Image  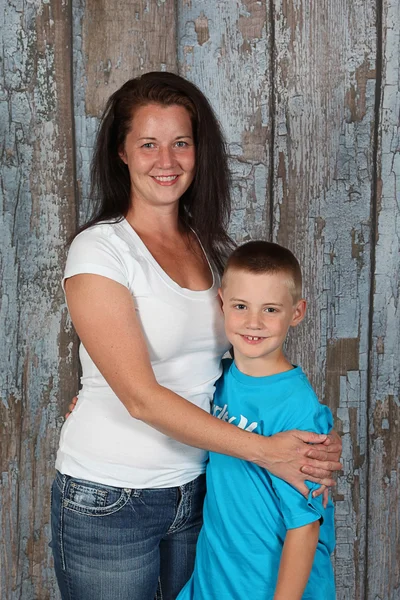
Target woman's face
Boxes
[119,103,196,212]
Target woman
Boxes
[51,72,341,600]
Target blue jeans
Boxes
[51,471,206,600]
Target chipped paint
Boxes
[178,1,271,242]
[194,11,210,46]
[367,0,400,596]
[0,1,77,597]
[273,1,377,597]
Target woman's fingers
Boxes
[293,430,328,444]
[305,446,343,468]
[300,462,339,482]
[301,457,342,473]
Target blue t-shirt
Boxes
[178,359,336,600]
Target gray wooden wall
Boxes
[1,1,399,599]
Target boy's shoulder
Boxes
[280,369,333,433]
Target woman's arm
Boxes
[273,521,320,600]
[65,274,342,495]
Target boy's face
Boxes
[219,269,306,369]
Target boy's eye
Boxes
[234,304,247,310]
[264,307,277,313]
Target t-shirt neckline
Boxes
[229,360,302,385]
[121,218,218,299]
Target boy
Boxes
[178,241,335,600]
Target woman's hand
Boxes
[65,396,78,419]
[258,430,343,497]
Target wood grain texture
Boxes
[178,0,273,241]
[0,1,77,598]
[73,0,177,223]
[367,1,400,597]
[271,1,377,598]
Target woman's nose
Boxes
[157,146,175,169]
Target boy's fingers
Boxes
[65,411,71,419]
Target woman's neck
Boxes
[125,202,182,238]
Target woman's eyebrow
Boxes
[137,135,193,141]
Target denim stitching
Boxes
[63,489,131,517]
[168,479,193,534]
[156,576,163,600]
[59,474,67,572]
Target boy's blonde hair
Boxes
[222,241,303,302]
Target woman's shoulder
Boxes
[72,219,124,244]
[64,220,139,287]
[70,219,139,257]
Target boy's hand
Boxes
[65,396,78,419]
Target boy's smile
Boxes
[219,269,306,377]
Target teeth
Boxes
[153,175,178,181]
[246,336,261,341]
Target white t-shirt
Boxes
[56,219,230,488]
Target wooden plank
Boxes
[0,1,77,598]
[177,0,273,242]
[367,1,400,597]
[73,0,177,222]
[271,1,376,598]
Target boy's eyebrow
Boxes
[229,297,284,307]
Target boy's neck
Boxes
[233,350,294,378]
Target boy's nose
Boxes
[245,313,263,329]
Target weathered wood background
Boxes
[1,1,399,598]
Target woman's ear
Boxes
[291,298,307,327]
[118,146,128,164]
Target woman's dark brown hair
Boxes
[78,71,234,273]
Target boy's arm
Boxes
[274,520,320,600]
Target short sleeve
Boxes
[63,225,130,290]
[270,394,333,530]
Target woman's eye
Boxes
[142,143,155,149]
[175,141,188,148]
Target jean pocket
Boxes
[63,477,132,517]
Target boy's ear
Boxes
[290,298,307,327]
[218,287,224,310]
